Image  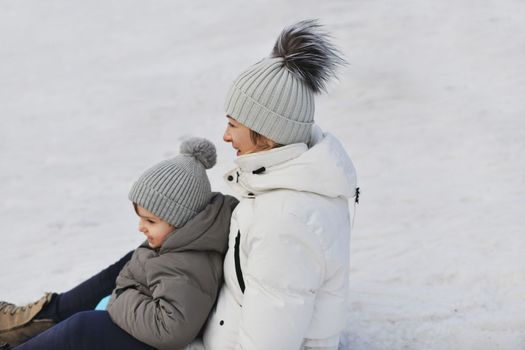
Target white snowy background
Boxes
[1,0,524,349]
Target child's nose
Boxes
[138,221,147,233]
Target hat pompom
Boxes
[180,137,217,169]
[271,19,346,94]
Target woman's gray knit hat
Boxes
[225,19,346,145]
[129,137,216,227]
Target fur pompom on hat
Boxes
[129,137,216,227]
[224,19,346,145]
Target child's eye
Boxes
[228,122,235,128]
[147,219,155,224]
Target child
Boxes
[1,137,238,350]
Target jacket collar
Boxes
[233,143,308,173]
[224,125,357,200]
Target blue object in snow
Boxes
[95,295,111,310]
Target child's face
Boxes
[135,205,174,249]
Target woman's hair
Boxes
[249,129,283,151]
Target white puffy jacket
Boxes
[201,127,357,350]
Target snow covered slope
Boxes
[1,0,524,349]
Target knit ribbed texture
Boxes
[225,57,314,145]
[129,154,212,227]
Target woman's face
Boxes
[223,116,269,156]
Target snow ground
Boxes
[1,0,524,349]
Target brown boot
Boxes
[0,293,56,348]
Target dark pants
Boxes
[13,251,154,350]
[37,251,133,323]
[13,311,154,350]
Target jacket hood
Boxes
[226,126,357,199]
[143,192,238,255]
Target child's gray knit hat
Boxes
[224,19,346,145]
[129,137,216,227]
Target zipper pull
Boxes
[352,187,360,228]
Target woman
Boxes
[0,20,357,350]
[198,20,358,350]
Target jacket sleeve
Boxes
[107,253,220,350]
[236,211,326,350]
[107,251,149,308]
